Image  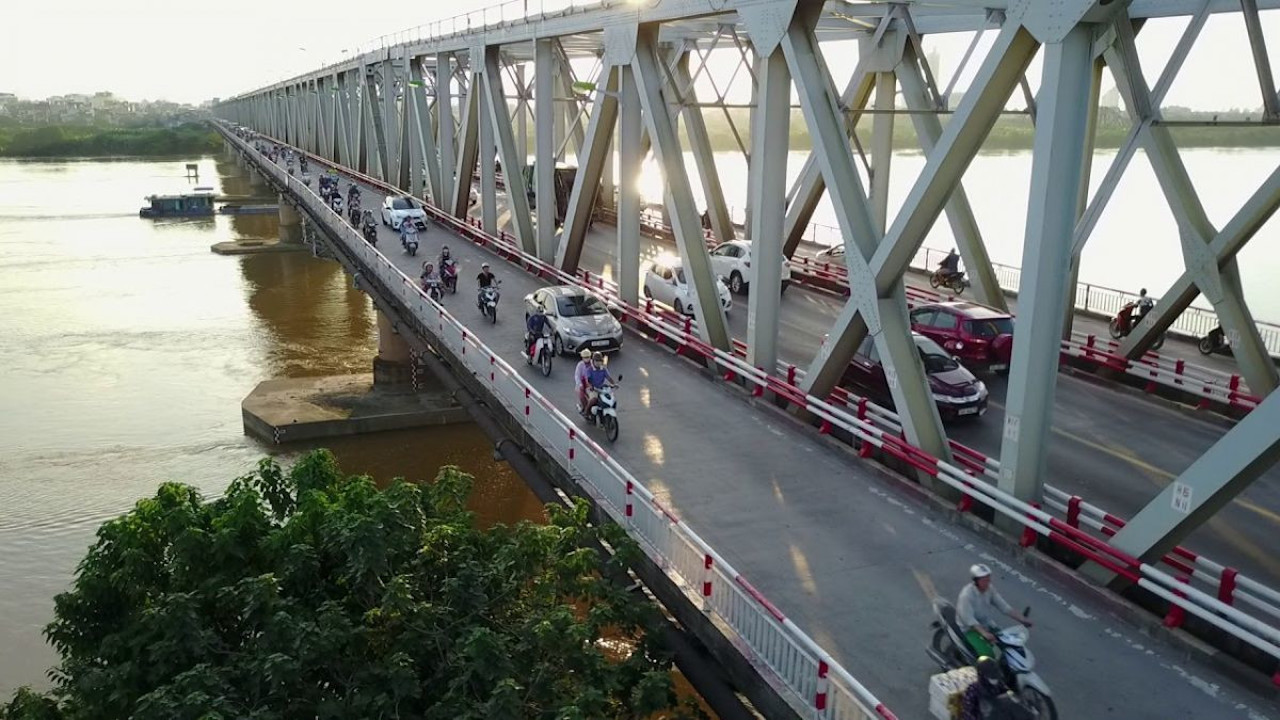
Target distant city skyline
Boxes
[6,1,1278,112]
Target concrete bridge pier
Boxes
[278,194,302,243]
[374,311,418,390]
[248,166,266,188]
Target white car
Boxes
[381,195,427,230]
[708,240,793,295]
[813,243,846,267]
[643,257,732,317]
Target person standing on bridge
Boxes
[574,349,592,412]
[957,564,1032,659]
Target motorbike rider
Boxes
[938,248,962,282]
[400,217,419,246]
[526,304,549,358]
[957,564,1033,660]
[1136,288,1154,324]
[439,245,457,279]
[582,351,616,419]
[420,262,441,293]
[476,262,497,307]
[574,349,593,411]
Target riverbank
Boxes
[0,121,220,158]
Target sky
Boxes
[2,0,1277,111]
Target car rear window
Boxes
[915,336,960,372]
[556,295,608,317]
[965,317,1014,338]
[391,197,414,210]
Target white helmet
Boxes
[970,563,992,580]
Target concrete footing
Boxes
[242,373,468,444]
[211,239,309,255]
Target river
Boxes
[0,154,546,695]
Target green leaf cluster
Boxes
[3,451,705,720]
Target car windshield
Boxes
[391,197,414,210]
[556,294,609,317]
[966,317,1014,338]
[915,337,960,373]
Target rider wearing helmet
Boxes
[476,262,496,288]
[526,303,549,358]
[574,349,593,411]
[956,564,1032,659]
[582,351,615,418]
[420,261,440,292]
[939,247,961,280]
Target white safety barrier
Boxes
[227,128,899,720]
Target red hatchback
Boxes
[909,301,1014,374]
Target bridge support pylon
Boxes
[374,311,416,391]
[278,194,302,243]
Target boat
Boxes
[139,191,216,218]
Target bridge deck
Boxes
[260,150,1277,719]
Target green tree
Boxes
[3,451,705,720]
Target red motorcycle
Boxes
[440,259,459,294]
[1109,301,1165,350]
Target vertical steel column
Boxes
[674,52,735,244]
[998,25,1094,503]
[516,64,528,165]
[743,51,761,240]
[535,40,558,260]
[632,26,731,351]
[396,54,413,191]
[409,58,442,205]
[897,43,1006,310]
[618,64,642,307]
[479,57,498,234]
[365,65,391,181]
[450,59,481,219]
[1062,57,1104,339]
[437,52,456,210]
[557,65,620,272]
[869,71,895,234]
[480,46,535,252]
[1240,0,1280,120]
[745,44,790,375]
[336,71,354,167]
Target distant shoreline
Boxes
[0,122,221,159]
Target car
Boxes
[909,301,1014,374]
[813,243,846,267]
[642,255,732,317]
[708,240,793,295]
[524,285,624,356]
[840,333,989,420]
[381,195,427,230]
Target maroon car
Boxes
[909,301,1014,374]
[840,333,989,420]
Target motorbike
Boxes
[930,267,969,294]
[926,600,1056,720]
[478,282,501,324]
[330,195,344,214]
[440,260,459,294]
[579,376,622,443]
[1198,325,1230,356]
[523,332,554,377]
[423,278,443,302]
[1109,301,1165,350]
[362,219,378,245]
[348,200,362,226]
[401,228,419,256]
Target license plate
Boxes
[958,407,979,416]
[989,363,1008,371]
[591,340,610,347]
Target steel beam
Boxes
[479,63,498,234]
[1240,0,1280,120]
[869,70,895,235]
[997,24,1095,504]
[409,59,443,205]
[782,4,952,466]
[366,66,392,181]
[618,65,643,306]
[745,45,790,377]
[1062,56,1105,339]
[802,23,1038,401]
[1105,19,1279,396]
[481,46,536,252]
[438,52,456,210]
[898,42,1006,311]
[450,61,481,218]
[632,25,731,351]
[743,51,761,240]
[516,64,528,165]
[674,52,735,244]
[536,40,558,261]
[781,54,874,257]
[1101,388,1280,572]
[557,65,620,272]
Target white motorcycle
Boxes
[926,600,1056,720]
[423,279,443,302]
[478,282,501,324]
[401,226,419,256]
[522,332,553,377]
[579,376,622,443]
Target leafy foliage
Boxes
[3,451,704,720]
[0,123,220,157]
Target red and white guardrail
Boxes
[228,127,899,720]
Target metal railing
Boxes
[226,126,897,720]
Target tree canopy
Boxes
[3,451,705,720]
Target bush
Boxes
[2,451,704,720]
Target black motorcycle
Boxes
[1198,326,1230,356]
